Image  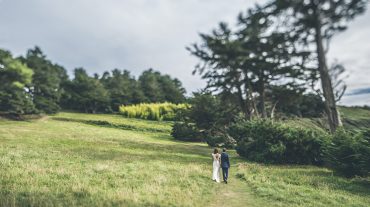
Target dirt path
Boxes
[209,169,267,207]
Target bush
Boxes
[269,86,325,118]
[325,129,370,177]
[184,92,239,130]
[171,122,203,142]
[119,102,189,121]
[231,120,330,165]
[171,92,240,145]
[204,127,236,148]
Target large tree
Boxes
[0,49,36,115]
[100,69,142,111]
[188,8,311,119]
[21,46,68,114]
[63,68,110,113]
[269,0,368,132]
[138,69,186,103]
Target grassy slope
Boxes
[339,106,370,131]
[284,106,370,132]
[1,111,369,207]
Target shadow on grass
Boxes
[52,117,170,133]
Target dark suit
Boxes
[220,152,230,182]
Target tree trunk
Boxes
[314,14,341,133]
[236,84,250,120]
[245,80,259,118]
[258,75,267,118]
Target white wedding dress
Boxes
[212,153,221,183]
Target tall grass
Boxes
[119,102,189,121]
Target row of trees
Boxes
[188,0,368,133]
[0,47,186,115]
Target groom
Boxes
[220,148,230,184]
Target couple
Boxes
[212,148,230,184]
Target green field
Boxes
[1,111,369,207]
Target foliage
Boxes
[119,102,189,121]
[100,69,142,111]
[171,122,203,142]
[232,120,330,164]
[1,46,188,115]
[0,49,36,115]
[138,69,186,104]
[188,7,314,119]
[325,129,370,177]
[203,127,236,148]
[186,92,239,129]
[62,68,111,113]
[186,93,220,129]
[21,46,68,114]
[171,92,239,146]
[269,85,325,117]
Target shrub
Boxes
[231,120,330,165]
[119,102,189,121]
[269,86,325,118]
[325,129,370,177]
[185,92,239,130]
[171,122,202,142]
[204,127,236,148]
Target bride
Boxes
[212,148,221,183]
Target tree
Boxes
[100,69,139,111]
[188,22,254,118]
[268,85,325,117]
[270,0,368,132]
[237,8,312,118]
[63,68,110,113]
[0,49,36,115]
[139,69,165,103]
[138,69,186,103]
[158,75,186,103]
[188,8,312,119]
[21,46,68,114]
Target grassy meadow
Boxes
[1,110,370,207]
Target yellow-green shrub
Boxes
[119,102,189,121]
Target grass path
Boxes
[209,172,267,207]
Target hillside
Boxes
[284,106,370,132]
[339,106,370,131]
[0,110,369,206]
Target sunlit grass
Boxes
[0,115,213,207]
[1,112,369,207]
[235,163,370,207]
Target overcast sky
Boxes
[0,0,369,105]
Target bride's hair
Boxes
[213,148,219,154]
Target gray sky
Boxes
[0,0,369,105]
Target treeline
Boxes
[0,47,186,115]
